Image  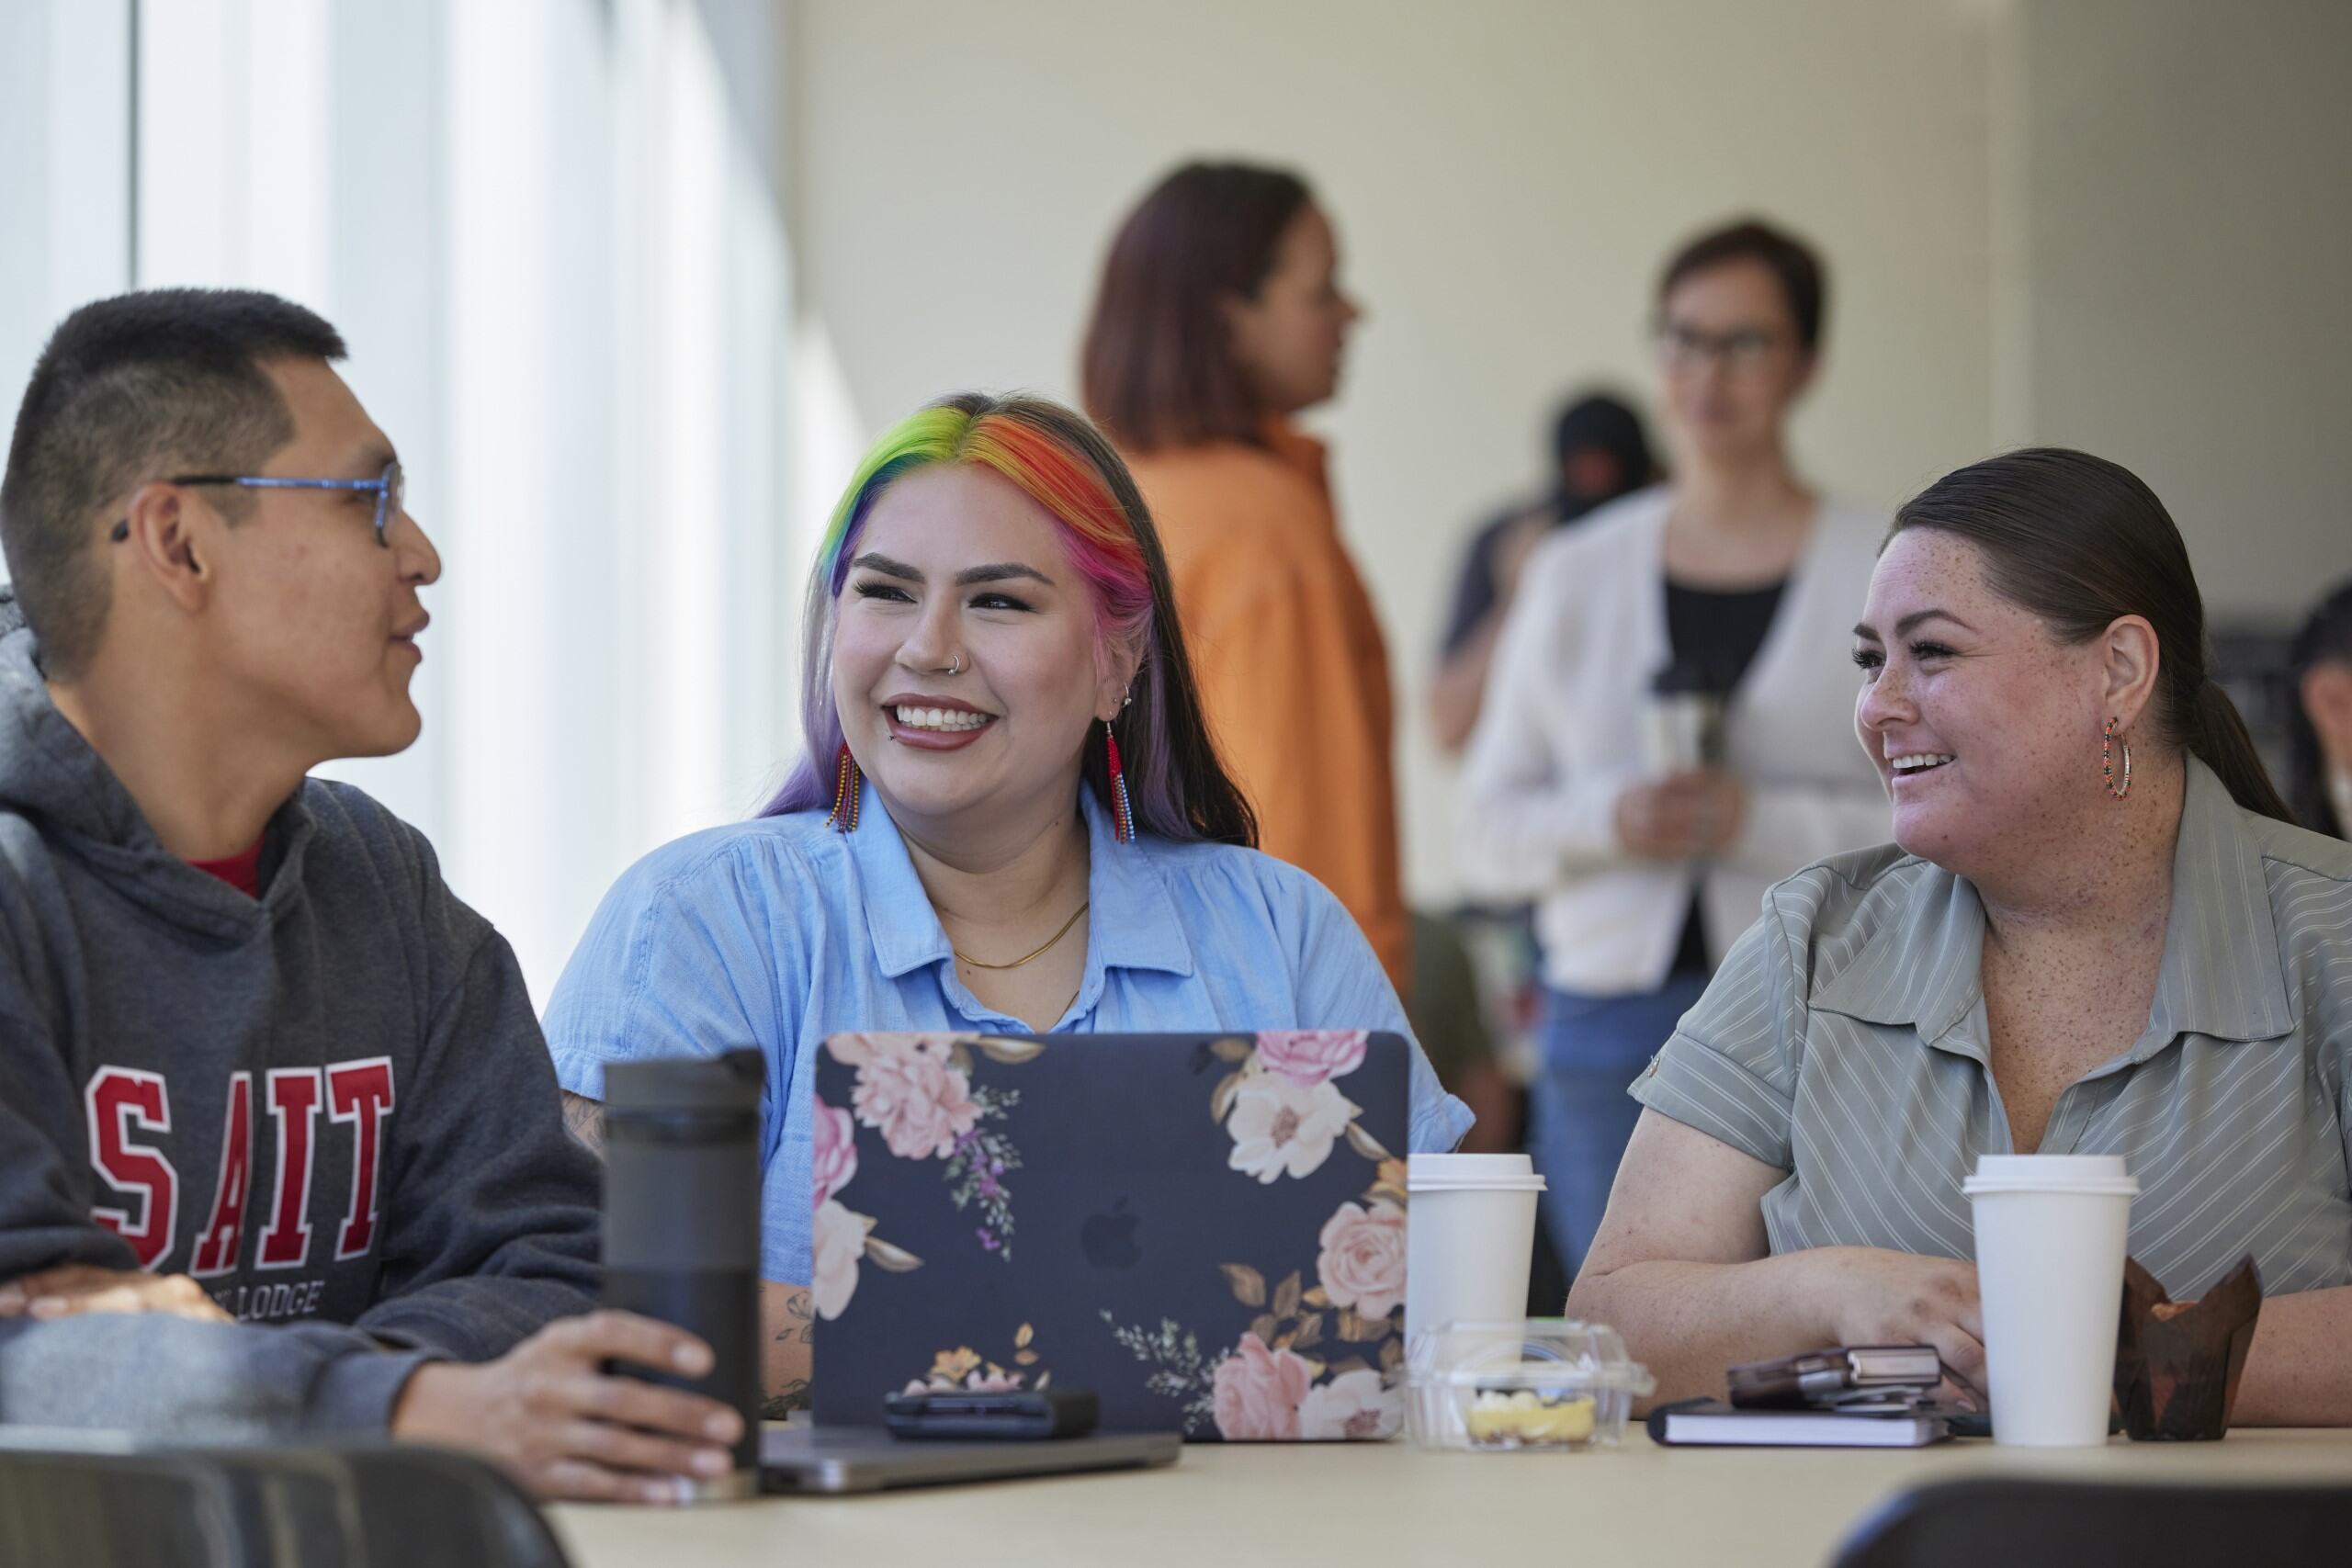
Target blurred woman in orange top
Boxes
[1080,162,1408,992]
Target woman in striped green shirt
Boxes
[1571,449,2352,1425]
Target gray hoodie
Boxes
[0,597,601,1436]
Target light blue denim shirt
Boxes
[544,781,1472,1283]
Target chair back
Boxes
[1831,1475,2352,1568]
[0,1436,571,1568]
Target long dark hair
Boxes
[763,392,1257,848]
[1080,161,1313,453]
[1890,448,2295,824]
[2287,580,2352,837]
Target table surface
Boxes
[548,1427,2352,1568]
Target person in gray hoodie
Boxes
[0,289,740,1503]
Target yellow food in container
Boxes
[1464,1390,1600,1447]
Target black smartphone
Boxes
[881,1389,1102,1440]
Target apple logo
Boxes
[1081,1197,1141,1269]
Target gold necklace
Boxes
[953,900,1090,971]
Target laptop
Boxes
[760,1423,1180,1494]
[810,1031,1413,1441]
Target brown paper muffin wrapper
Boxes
[2111,1255,2261,1441]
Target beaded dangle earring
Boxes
[1103,719,1136,844]
[2101,717,2133,801]
[827,742,863,831]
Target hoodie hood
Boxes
[0,587,308,941]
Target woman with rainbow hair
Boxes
[542,393,1471,1410]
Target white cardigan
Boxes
[1456,487,1892,995]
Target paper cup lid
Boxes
[1409,1177,1549,1192]
[1962,1153,2138,1197]
[1408,1152,1546,1191]
[1409,1153,1533,1180]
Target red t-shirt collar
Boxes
[188,836,266,898]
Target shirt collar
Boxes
[1809,758,2296,1047]
[2143,758,2297,1044]
[1079,784,1196,979]
[850,780,1196,983]
[1259,417,1331,504]
[1808,863,1984,1045]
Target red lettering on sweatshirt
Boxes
[326,1058,395,1260]
[256,1068,323,1269]
[189,1073,254,1278]
[85,1067,180,1270]
[82,1058,401,1274]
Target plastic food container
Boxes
[1406,1319,1655,1451]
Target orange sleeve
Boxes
[1182,549,1412,995]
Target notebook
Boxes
[810,1031,1413,1441]
[1646,1398,1951,1448]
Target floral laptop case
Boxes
[811,1031,1412,1441]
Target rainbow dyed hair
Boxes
[761,392,1256,848]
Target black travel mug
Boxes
[602,1049,764,1501]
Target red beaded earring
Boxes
[1103,719,1135,844]
[827,742,863,831]
[2101,717,2132,801]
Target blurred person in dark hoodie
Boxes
[0,289,738,1504]
[1428,392,1658,753]
[2289,578,2352,840]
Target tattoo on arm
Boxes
[560,1091,605,1157]
[760,1382,812,1419]
[777,1285,817,1346]
[761,1285,816,1414]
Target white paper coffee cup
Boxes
[1963,1154,2138,1447]
[1406,1154,1545,1341]
[1641,694,1713,775]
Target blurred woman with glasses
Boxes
[1454,218,1889,1281]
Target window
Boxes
[2,0,810,1003]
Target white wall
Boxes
[2007,0,2352,622]
[6,0,2339,972]
[0,2,131,403]
[790,0,1997,901]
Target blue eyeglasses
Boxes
[110,460,407,547]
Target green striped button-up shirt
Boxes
[1634,759,2352,1299]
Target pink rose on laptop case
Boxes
[820,1032,1037,1270]
[1211,1332,1313,1438]
[1254,1029,1370,1086]
[1317,1198,1408,1320]
[811,1100,857,1208]
[850,1042,979,1158]
[813,1032,1415,1440]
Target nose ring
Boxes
[945,654,962,676]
